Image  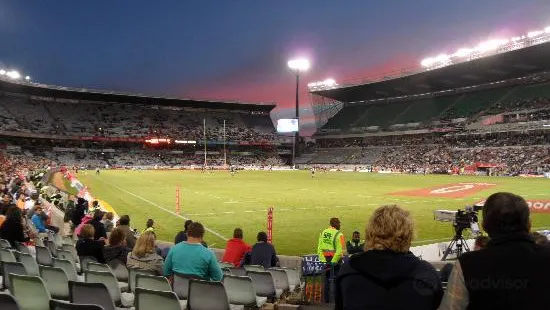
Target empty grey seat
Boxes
[0,239,11,249]
[46,240,59,258]
[226,267,247,277]
[128,268,157,293]
[172,273,201,300]
[78,256,98,273]
[19,253,40,276]
[85,270,133,307]
[53,258,80,282]
[58,250,77,266]
[135,288,182,310]
[0,248,17,263]
[223,275,267,308]
[14,242,30,255]
[135,274,171,292]
[243,265,264,273]
[40,266,70,300]
[188,279,231,310]
[0,292,21,310]
[2,262,27,291]
[267,268,290,294]
[219,262,234,269]
[35,246,54,266]
[281,267,301,291]
[247,271,281,301]
[50,299,105,310]
[87,262,111,273]
[69,281,116,310]
[10,274,51,310]
[107,259,128,282]
[61,244,78,262]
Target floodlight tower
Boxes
[287,58,310,168]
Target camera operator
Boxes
[440,192,550,310]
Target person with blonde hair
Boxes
[126,231,163,274]
[335,205,442,310]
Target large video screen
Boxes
[277,118,299,133]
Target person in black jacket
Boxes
[439,192,550,310]
[88,209,107,241]
[174,219,193,244]
[244,231,279,269]
[103,227,130,264]
[336,205,443,310]
[71,197,88,227]
[75,224,105,263]
[0,207,29,247]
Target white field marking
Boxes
[279,208,289,211]
[96,179,228,241]
[223,211,235,214]
[368,203,377,206]
[334,205,346,208]
[223,201,239,204]
[349,204,361,207]
[244,210,254,213]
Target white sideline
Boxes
[95,178,229,242]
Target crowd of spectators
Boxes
[0,97,278,142]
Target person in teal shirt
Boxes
[164,222,223,281]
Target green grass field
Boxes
[77,170,550,256]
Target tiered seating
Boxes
[322,104,370,129]
[0,96,277,142]
[353,101,411,127]
[392,96,457,124]
[0,235,302,310]
[440,87,512,119]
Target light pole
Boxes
[287,58,310,169]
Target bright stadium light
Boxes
[323,78,336,86]
[454,48,474,57]
[0,69,5,75]
[25,76,31,81]
[6,70,21,79]
[421,58,435,67]
[527,30,544,38]
[545,26,550,34]
[287,58,310,72]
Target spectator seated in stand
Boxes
[76,224,106,263]
[103,227,131,264]
[335,205,443,310]
[440,192,550,309]
[0,193,12,215]
[221,228,251,267]
[243,231,279,269]
[164,222,222,281]
[0,206,29,247]
[174,219,193,244]
[30,204,59,234]
[127,231,164,275]
[117,214,136,249]
[88,209,107,241]
[102,211,114,233]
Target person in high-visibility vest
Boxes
[317,217,345,303]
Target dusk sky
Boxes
[0,1,548,134]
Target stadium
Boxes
[1,14,550,310]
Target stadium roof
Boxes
[0,78,275,112]
[312,40,550,103]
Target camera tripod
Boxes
[441,227,471,261]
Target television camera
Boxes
[434,204,483,261]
